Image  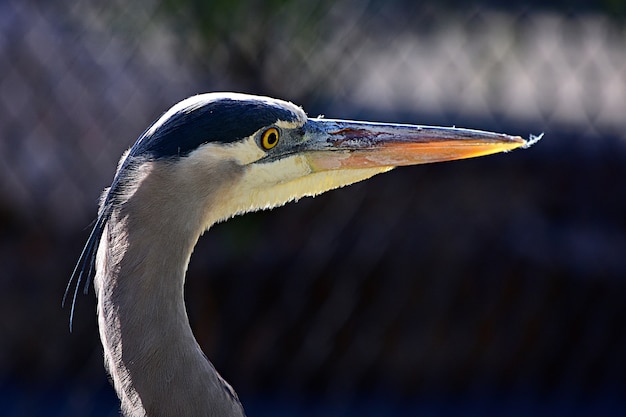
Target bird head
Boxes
[65,92,536,327]
[112,92,528,230]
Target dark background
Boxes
[1,0,625,415]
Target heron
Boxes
[65,92,537,416]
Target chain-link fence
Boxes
[1,0,625,415]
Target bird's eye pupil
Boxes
[261,128,279,150]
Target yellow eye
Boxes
[261,127,279,150]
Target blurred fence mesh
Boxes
[1,0,625,416]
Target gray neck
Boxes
[94,204,245,417]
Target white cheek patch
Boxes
[220,155,391,222]
[231,155,312,206]
[182,130,392,227]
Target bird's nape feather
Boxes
[63,214,106,330]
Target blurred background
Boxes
[1,0,625,415]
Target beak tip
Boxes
[520,132,544,149]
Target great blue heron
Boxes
[65,93,538,416]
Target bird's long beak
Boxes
[303,118,529,171]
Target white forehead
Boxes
[178,92,307,127]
